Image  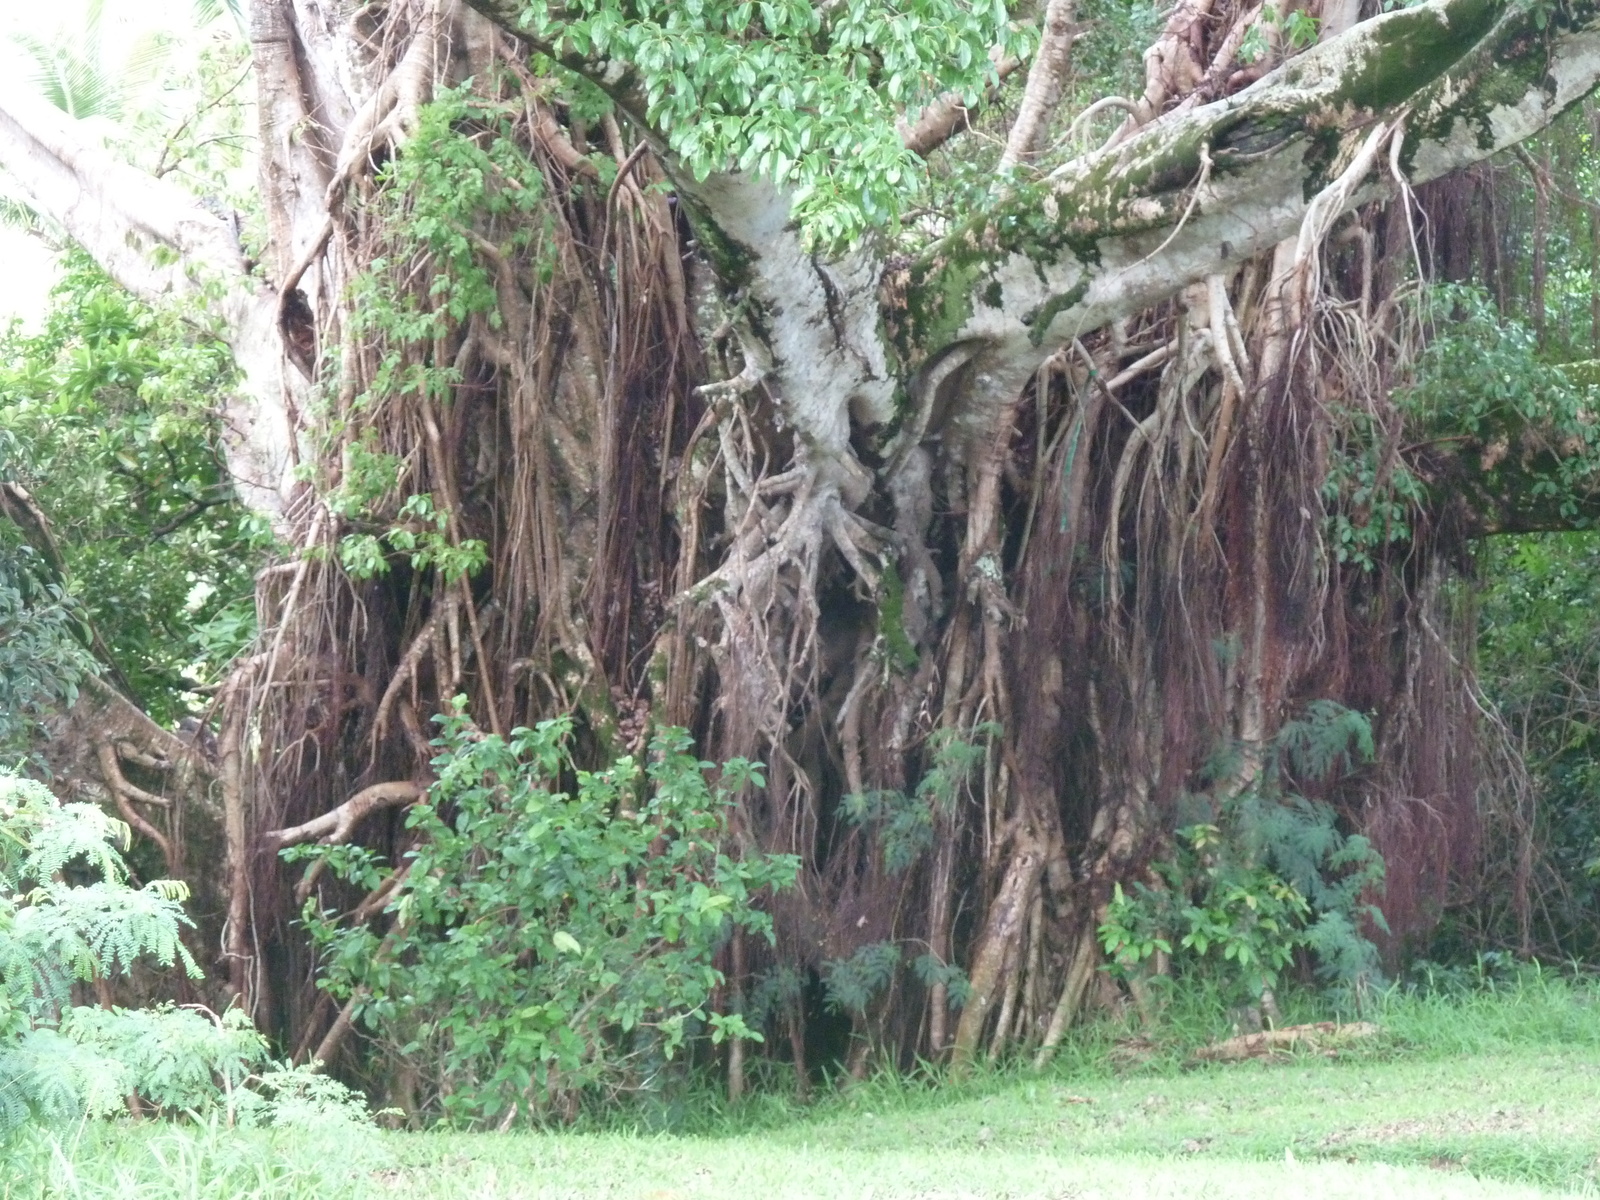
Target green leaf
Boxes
[552,930,582,955]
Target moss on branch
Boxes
[896,0,1600,368]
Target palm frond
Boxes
[0,196,47,239]
[121,31,176,97]
[193,0,245,30]
[10,34,122,121]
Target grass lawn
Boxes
[376,1048,1600,1198]
[11,978,1600,1199]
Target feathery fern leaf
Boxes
[0,770,205,1136]
[61,1005,265,1112]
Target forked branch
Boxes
[264,781,425,850]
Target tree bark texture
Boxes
[3,0,1599,1078]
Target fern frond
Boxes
[1274,700,1375,782]
[233,1060,372,1129]
[15,881,199,983]
[62,1005,266,1112]
[20,802,130,888]
[0,916,77,1021]
[0,1027,131,1127]
[821,942,902,1014]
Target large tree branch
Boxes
[0,90,248,302]
[908,0,1600,390]
[460,0,899,513]
[902,56,1027,159]
[43,674,220,788]
[249,0,340,286]
[465,0,1600,481]
[0,90,299,519]
[13,0,1594,532]
[998,0,1077,172]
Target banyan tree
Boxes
[4,0,1600,1101]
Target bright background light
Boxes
[0,0,236,330]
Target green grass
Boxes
[10,972,1600,1199]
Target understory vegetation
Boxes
[7,0,1600,1191]
[11,972,1600,1197]
[0,771,370,1137]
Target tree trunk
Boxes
[4,0,1599,1088]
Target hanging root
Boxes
[328,0,451,200]
[1196,272,1250,521]
[372,599,451,750]
[94,738,177,874]
[950,838,1045,1068]
[694,329,770,402]
[1290,114,1409,325]
[1034,926,1101,1067]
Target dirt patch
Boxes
[1319,1108,1552,1147]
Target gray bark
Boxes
[1,0,1595,521]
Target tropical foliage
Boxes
[1100,704,1387,1005]
[6,0,1600,1136]
[294,705,798,1125]
[0,255,266,724]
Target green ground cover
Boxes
[9,976,1600,1199]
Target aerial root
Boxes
[327,0,450,202]
[1197,272,1249,521]
[269,781,424,904]
[265,781,424,851]
[1290,112,1409,325]
[1054,96,1140,158]
[682,480,890,620]
[94,738,176,874]
[1034,927,1100,1067]
[827,504,891,593]
[695,327,771,401]
[372,600,449,751]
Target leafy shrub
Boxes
[1100,703,1386,1006]
[4,1007,270,1127]
[0,256,268,724]
[0,530,96,758]
[297,702,799,1125]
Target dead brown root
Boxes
[1188,1021,1381,1064]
